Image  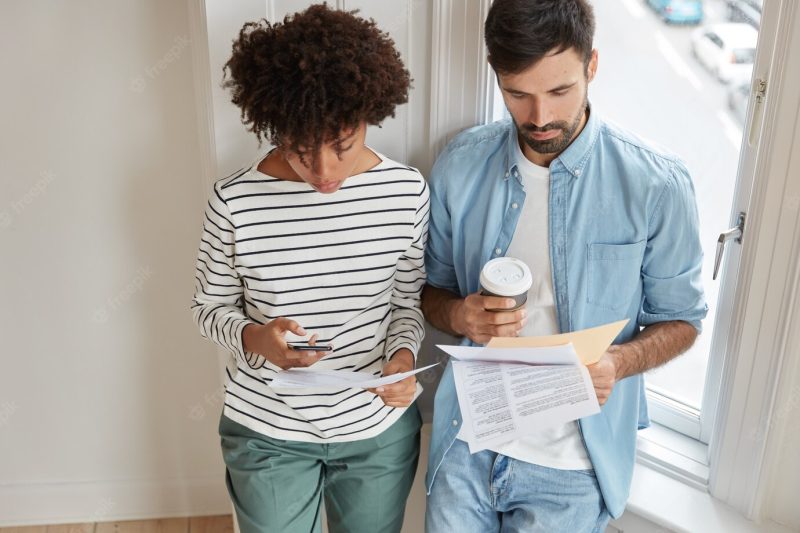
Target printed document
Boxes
[437,320,627,453]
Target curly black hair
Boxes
[222,3,411,156]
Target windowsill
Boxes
[636,422,709,490]
[618,461,792,533]
[622,424,791,532]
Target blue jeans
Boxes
[425,439,611,533]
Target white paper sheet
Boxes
[436,343,580,365]
[269,363,438,389]
[442,342,600,453]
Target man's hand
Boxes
[587,346,623,406]
[368,349,416,407]
[452,292,527,344]
[242,318,331,370]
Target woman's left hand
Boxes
[368,349,416,407]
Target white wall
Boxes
[0,0,230,524]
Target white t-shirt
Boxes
[456,138,593,470]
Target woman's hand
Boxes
[242,318,330,370]
[368,349,417,407]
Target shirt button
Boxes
[495,248,502,255]
[452,420,458,426]
[504,171,509,178]
[511,202,519,209]
[575,169,582,176]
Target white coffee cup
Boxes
[479,257,533,311]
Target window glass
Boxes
[590,0,760,409]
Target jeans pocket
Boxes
[587,240,646,311]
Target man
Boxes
[422,0,707,531]
[191,5,428,532]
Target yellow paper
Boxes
[486,319,629,365]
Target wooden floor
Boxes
[0,515,234,533]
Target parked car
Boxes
[725,0,761,29]
[646,0,703,25]
[727,79,751,125]
[690,23,757,83]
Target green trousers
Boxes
[219,406,421,533]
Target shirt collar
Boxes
[502,104,600,181]
[554,105,600,178]
[503,124,522,183]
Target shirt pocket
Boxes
[587,240,646,311]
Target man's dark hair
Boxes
[222,3,410,155]
[484,0,596,75]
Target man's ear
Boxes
[586,49,599,83]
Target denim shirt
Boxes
[424,110,708,518]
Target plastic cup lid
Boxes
[480,257,533,296]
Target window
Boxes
[590,0,764,441]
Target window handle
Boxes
[714,212,746,280]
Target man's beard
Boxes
[515,96,589,155]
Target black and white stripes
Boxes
[191,154,429,442]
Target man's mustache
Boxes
[521,122,567,133]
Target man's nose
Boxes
[527,98,552,128]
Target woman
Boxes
[190,4,428,532]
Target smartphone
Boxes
[287,343,333,352]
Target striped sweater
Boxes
[191,151,430,442]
